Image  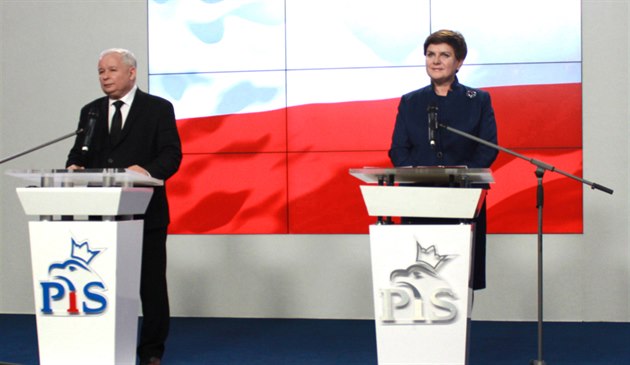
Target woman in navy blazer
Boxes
[389,30,498,290]
[66,48,181,365]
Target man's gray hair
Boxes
[99,48,137,68]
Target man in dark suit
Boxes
[66,48,182,365]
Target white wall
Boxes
[1,0,628,321]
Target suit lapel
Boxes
[95,98,110,147]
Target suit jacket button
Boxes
[107,158,114,164]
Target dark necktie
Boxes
[110,100,124,144]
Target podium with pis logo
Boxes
[7,169,161,365]
[350,167,493,365]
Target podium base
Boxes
[29,220,143,365]
[369,224,474,364]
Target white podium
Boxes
[350,167,493,365]
[7,169,162,365]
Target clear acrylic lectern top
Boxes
[349,166,494,186]
[349,167,493,220]
[5,168,163,187]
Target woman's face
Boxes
[425,43,464,85]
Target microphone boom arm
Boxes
[0,128,83,165]
[438,122,613,194]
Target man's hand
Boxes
[128,164,150,176]
[67,165,85,170]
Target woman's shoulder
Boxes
[402,84,433,100]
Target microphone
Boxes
[427,103,438,148]
[81,109,99,153]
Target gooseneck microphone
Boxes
[427,103,438,148]
[81,109,99,152]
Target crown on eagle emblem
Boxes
[416,242,450,270]
[71,238,101,265]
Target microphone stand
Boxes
[438,122,613,365]
[0,129,83,165]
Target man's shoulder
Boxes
[80,96,107,113]
[135,89,173,107]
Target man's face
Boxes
[98,53,136,99]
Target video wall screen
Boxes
[148,0,582,234]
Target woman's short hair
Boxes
[423,30,468,61]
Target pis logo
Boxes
[379,238,459,324]
[39,238,108,316]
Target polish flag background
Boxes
[148,0,582,234]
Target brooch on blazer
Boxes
[466,90,477,99]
